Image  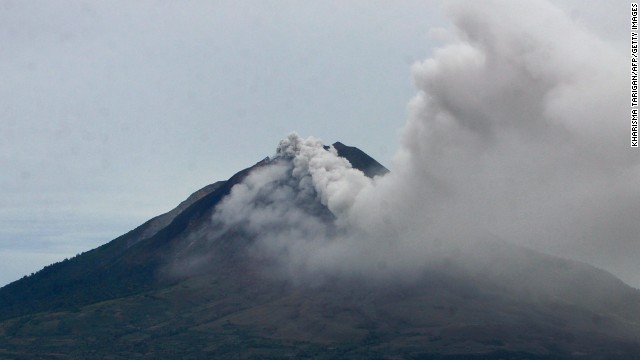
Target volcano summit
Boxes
[1,137,639,359]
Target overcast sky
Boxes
[0,1,631,287]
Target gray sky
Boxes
[0,1,631,287]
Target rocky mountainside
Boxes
[0,142,639,359]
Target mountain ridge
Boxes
[0,142,388,320]
[1,142,639,359]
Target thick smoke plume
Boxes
[211,1,640,286]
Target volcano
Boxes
[1,141,639,359]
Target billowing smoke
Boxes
[209,1,640,286]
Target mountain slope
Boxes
[0,142,639,359]
[0,143,387,321]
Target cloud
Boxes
[396,0,638,282]
[202,0,640,287]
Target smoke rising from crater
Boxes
[211,0,640,286]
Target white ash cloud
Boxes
[210,0,640,286]
[276,135,374,221]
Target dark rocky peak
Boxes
[327,141,389,178]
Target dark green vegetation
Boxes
[1,143,639,359]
